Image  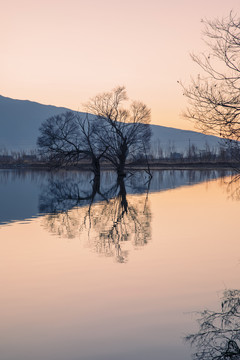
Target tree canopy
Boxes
[84,86,151,176]
[37,87,151,176]
[182,12,240,144]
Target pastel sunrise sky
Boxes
[2,0,240,130]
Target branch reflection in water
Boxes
[226,173,240,201]
[39,171,152,262]
[186,289,240,360]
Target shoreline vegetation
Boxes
[0,159,238,171]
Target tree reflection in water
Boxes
[39,172,151,262]
[186,289,240,360]
[226,174,240,202]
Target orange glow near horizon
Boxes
[1,0,240,130]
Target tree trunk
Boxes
[117,160,126,177]
[117,141,128,177]
[92,174,100,196]
[91,157,100,177]
[117,176,128,213]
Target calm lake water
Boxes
[0,169,239,360]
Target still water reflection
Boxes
[0,169,239,360]
[0,169,230,225]
[40,174,151,263]
[187,289,240,359]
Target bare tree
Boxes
[84,86,151,177]
[37,111,107,176]
[181,12,240,150]
[186,289,240,360]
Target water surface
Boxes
[0,169,239,360]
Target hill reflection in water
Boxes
[39,169,231,263]
[0,169,231,225]
[1,169,240,360]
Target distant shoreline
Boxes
[0,161,237,172]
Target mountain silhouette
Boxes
[0,94,222,152]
